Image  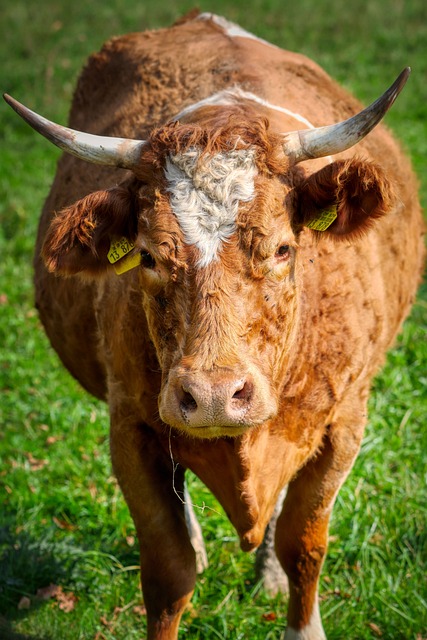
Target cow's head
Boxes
[3,69,407,438]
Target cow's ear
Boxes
[295,159,395,240]
[42,186,138,276]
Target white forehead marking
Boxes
[165,148,257,267]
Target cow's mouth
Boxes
[173,423,253,440]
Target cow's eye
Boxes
[275,245,290,260]
[140,250,156,269]
[155,296,168,309]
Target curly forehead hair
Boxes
[147,108,287,174]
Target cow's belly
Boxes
[34,261,108,400]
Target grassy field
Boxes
[0,1,426,639]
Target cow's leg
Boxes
[255,488,289,595]
[184,484,209,574]
[110,416,196,640]
[276,417,365,640]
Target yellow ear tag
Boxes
[108,237,141,275]
[305,206,338,231]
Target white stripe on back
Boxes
[174,87,316,130]
[196,13,281,50]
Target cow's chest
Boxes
[162,407,328,549]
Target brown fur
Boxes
[148,109,286,174]
[297,158,396,239]
[27,13,424,640]
[43,185,138,274]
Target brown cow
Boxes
[4,12,424,640]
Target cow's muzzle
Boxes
[159,366,277,437]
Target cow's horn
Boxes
[282,68,410,163]
[3,93,146,170]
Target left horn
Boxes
[282,67,410,163]
[3,93,146,170]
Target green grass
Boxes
[1,1,426,638]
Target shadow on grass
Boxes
[0,521,68,616]
[0,513,139,635]
[0,615,49,640]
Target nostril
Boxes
[232,380,253,405]
[180,389,198,413]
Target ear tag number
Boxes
[306,206,338,231]
[108,237,141,275]
[108,236,135,263]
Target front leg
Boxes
[184,484,209,574]
[276,415,366,640]
[110,411,196,640]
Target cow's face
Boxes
[132,146,300,437]
[42,120,393,438]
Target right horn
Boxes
[3,93,147,170]
[281,67,411,163]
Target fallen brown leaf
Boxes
[368,622,383,637]
[17,596,31,610]
[52,516,77,531]
[56,586,78,612]
[36,584,60,601]
[100,615,113,629]
[261,612,277,622]
[133,604,147,617]
[88,481,98,499]
[25,452,48,471]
